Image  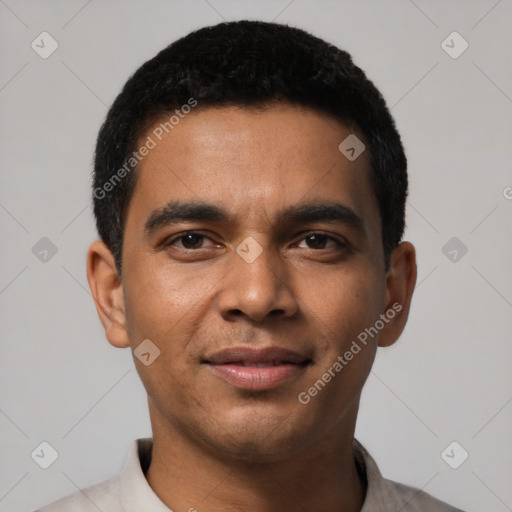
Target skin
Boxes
[87,104,417,512]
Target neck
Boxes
[145,407,366,512]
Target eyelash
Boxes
[163,231,348,251]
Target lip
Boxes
[203,346,312,391]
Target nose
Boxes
[216,241,299,323]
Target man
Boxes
[37,20,464,512]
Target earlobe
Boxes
[86,240,130,349]
[378,241,417,348]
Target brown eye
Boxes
[178,233,205,249]
[165,232,215,250]
[297,233,346,250]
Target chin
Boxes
[215,434,302,464]
[207,408,314,462]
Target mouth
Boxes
[203,347,312,391]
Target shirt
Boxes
[36,437,465,512]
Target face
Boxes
[88,104,416,463]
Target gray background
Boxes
[1,1,511,511]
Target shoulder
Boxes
[382,477,466,512]
[34,438,153,511]
[353,438,466,512]
[34,473,122,511]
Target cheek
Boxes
[122,269,204,407]
[123,256,213,338]
[122,261,218,397]
[295,263,385,351]
[298,271,382,417]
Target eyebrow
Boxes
[144,200,364,236]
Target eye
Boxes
[295,232,347,250]
[164,231,216,250]
[163,231,348,252]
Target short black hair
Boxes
[93,20,407,276]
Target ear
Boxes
[86,240,130,349]
[378,241,417,348]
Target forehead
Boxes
[126,104,380,236]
